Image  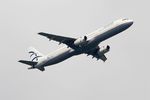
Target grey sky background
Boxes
[0,0,149,100]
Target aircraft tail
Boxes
[18,47,44,70]
[28,47,44,62]
[18,60,37,66]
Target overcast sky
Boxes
[0,0,150,100]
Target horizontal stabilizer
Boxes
[18,60,37,66]
[37,67,45,71]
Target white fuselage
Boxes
[35,19,133,69]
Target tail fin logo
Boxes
[28,47,44,62]
[29,51,42,61]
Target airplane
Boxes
[19,18,133,71]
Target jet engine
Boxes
[98,45,110,54]
[74,36,87,46]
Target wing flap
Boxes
[99,54,107,62]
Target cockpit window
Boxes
[122,18,128,21]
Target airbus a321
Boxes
[19,18,133,71]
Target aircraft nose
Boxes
[127,19,134,26]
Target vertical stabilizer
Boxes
[18,47,44,71]
[28,47,44,62]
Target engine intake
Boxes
[74,36,87,46]
[99,45,110,54]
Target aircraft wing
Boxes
[86,48,107,62]
[94,54,107,62]
[38,32,76,48]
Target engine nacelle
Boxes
[74,36,87,46]
[99,45,110,54]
